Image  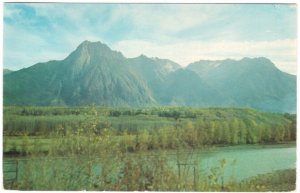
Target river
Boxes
[3,143,296,186]
[172,143,296,182]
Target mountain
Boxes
[129,55,180,100]
[4,41,155,106]
[158,68,230,106]
[3,69,14,75]
[187,57,296,112]
[4,41,296,112]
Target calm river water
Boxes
[4,143,296,184]
[178,143,296,182]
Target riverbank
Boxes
[240,169,296,191]
[3,134,296,157]
[3,143,296,191]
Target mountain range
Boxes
[4,40,296,112]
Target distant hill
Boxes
[187,57,296,112]
[129,54,180,101]
[159,68,228,107]
[4,41,296,112]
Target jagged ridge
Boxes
[4,41,296,112]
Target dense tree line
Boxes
[118,117,295,152]
[4,106,296,149]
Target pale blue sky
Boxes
[3,3,297,74]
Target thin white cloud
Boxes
[3,21,74,70]
[126,5,210,33]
